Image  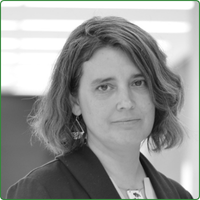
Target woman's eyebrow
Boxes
[131,73,145,79]
[91,77,116,86]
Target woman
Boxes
[7,16,193,199]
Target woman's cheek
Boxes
[139,97,155,113]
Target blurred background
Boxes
[1,1,199,198]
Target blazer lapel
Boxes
[57,145,120,199]
[140,153,180,199]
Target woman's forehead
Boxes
[81,47,144,84]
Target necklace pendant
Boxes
[127,190,144,199]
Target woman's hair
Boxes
[28,16,184,155]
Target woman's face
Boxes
[73,46,155,150]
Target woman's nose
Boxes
[116,89,135,111]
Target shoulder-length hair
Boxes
[28,16,184,155]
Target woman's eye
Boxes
[97,84,112,92]
[132,80,146,87]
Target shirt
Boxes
[110,176,157,199]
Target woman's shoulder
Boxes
[140,153,193,199]
[25,159,65,180]
[6,158,73,199]
[158,172,193,198]
[6,148,102,199]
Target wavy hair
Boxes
[28,16,184,155]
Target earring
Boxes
[71,116,84,140]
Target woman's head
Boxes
[29,16,184,155]
[72,46,156,152]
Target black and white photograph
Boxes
[1,1,199,199]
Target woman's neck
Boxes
[87,140,146,190]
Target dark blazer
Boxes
[7,145,193,199]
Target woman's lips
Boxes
[112,119,141,127]
[112,118,140,123]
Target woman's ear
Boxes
[70,95,82,116]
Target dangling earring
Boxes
[71,116,84,140]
